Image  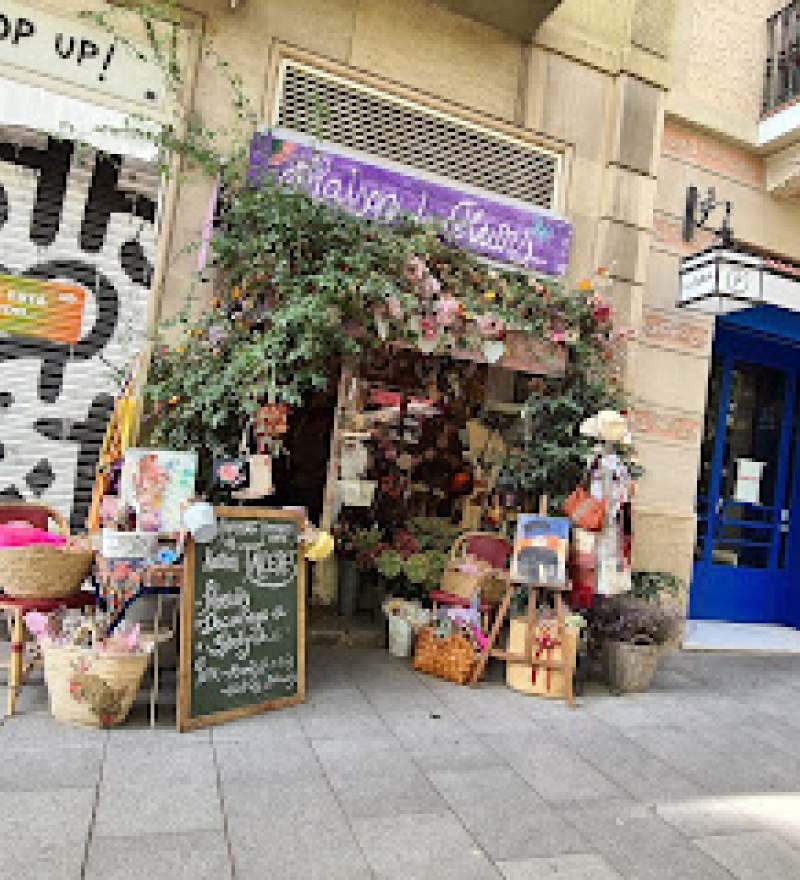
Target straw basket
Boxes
[43,644,150,728]
[0,546,94,600]
[413,627,475,685]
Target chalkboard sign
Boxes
[178,507,305,732]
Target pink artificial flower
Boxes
[591,295,612,323]
[550,330,567,344]
[218,463,240,483]
[434,295,461,327]
[419,315,438,340]
[24,612,50,639]
[476,313,506,340]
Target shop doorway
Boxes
[691,307,800,627]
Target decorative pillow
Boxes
[0,525,67,548]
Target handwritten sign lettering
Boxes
[0,1,164,112]
[248,131,573,277]
[179,508,305,731]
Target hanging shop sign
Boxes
[0,274,86,344]
[178,508,305,732]
[678,246,800,315]
[0,0,165,113]
[248,129,573,276]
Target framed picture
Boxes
[120,449,198,534]
[510,515,570,587]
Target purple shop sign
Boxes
[248,131,573,276]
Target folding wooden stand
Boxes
[469,497,575,708]
[469,580,575,707]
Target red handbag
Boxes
[563,487,606,532]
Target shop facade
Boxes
[6,0,800,631]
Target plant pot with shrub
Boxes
[588,595,681,695]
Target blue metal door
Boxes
[690,324,800,625]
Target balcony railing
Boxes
[764,2,800,115]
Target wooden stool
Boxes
[0,592,96,716]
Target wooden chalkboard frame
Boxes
[178,506,306,732]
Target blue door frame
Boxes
[690,312,800,627]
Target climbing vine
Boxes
[87,0,634,496]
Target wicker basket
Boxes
[0,546,94,599]
[43,644,150,728]
[604,639,660,694]
[413,627,475,685]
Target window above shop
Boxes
[761,1,800,146]
[271,58,563,211]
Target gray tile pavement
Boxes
[3,646,800,877]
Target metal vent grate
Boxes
[274,60,560,210]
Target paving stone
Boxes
[310,733,416,781]
[352,812,501,879]
[0,787,95,839]
[557,799,737,880]
[330,767,450,819]
[298,707,390,740]
[223,777,345,824]
[209,710,305,743]
[0,744,103,791]
[540,715,702,802]
[214,736,324,784]
[695,831,800,879]
[0,713,108,746]
[497,854,624,879]
[428,766,584,860]
[0,834,84,880]
[656,795,770,838]
[623,724,770,793]
[491,733,626,803]
[407,732,507,773]
[85,831,231,880]
[103,742,217,788]
[94,783,223,836]
[230,807,372,880]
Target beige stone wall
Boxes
[634,109,800,593]
[153,0,681,604]
[668,0,788,145]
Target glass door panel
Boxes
[711,361,787,570]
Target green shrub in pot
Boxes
[588,596,682,694]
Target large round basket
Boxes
[43,644,150,728]
[0,546,94,600]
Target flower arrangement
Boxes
[587,596,681,647]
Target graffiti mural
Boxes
[0,126,160,528]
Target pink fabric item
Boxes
[0,524,66,548]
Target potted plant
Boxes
[588,595,681,694]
